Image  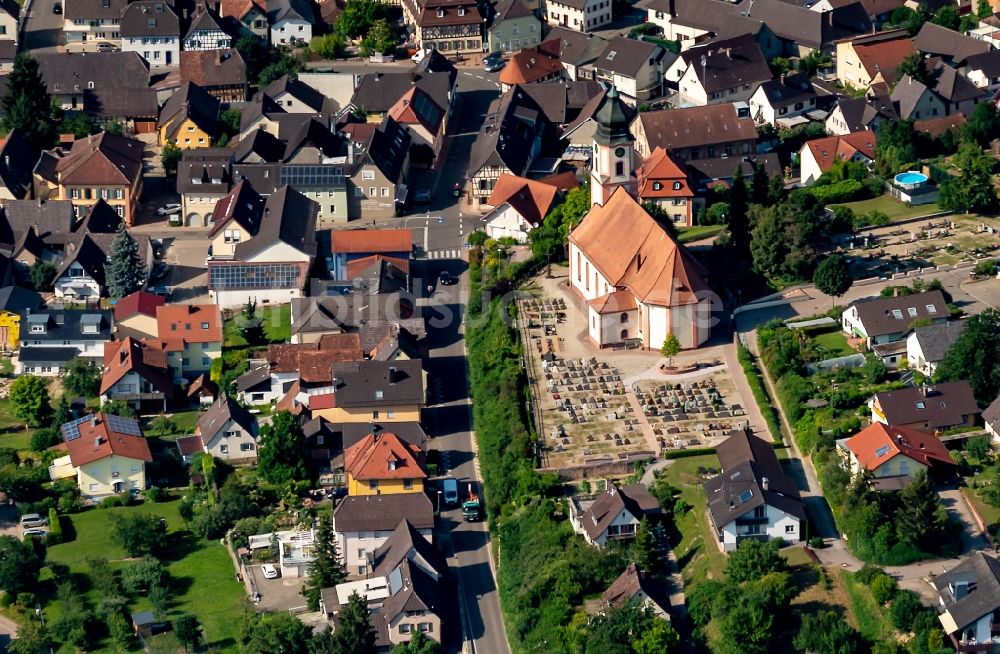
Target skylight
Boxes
[892,309,903,319]
[875,445,890,458]
[607,51,617,61]
[738,490,753,503]
[926,304,937,313]
[916,401,925,409]
[908,307,917,317]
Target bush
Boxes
[809,179,864,203]
[974,259,997,276]
[890,590,924,631]
[98,493,132,509]
[30,427,61,452]
[870,573,899,604]
[46,507,62,546]
[808,536,824,549]
[855,564,886,585]
[144,486,169,503]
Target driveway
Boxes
[247,565,308,612]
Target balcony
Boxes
[735,516,769,526]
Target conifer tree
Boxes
[104,223,146,299]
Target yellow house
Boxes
[206,179,265,257]
[113,290,165,339]
[343,432,427,496]
[0,286,44,350]
[49,413,152,497]
[154,303,224,379]
[297,360,426,425]
[157,81,220,149]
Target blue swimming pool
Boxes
[894,171,929,188]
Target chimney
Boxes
[95,436,102,448]
[91,415,98,427]
[921,385,931,397]
[761,477,769,490]
[893,287,900,297]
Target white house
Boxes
[905,320,966,376]
[984,395,1000,441]
[248,527,316,577]
[195,394,260,464]
[332,494,434,577]
[544,0,612,32]
[933,552,1000,652]
[963,50,1000,91]
[267,0,314,46]
[671,34,771,106]
[568,484,662,547]
[99,337,174,413]
[119,1,181,68]
[705,429,805,552]
[52,233,153,301]
[17,309,113,375]
[842,290,949,347]
[748,73,818,126]
[483,173,573,243]
[568,188,712,350]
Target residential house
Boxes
[748,73,819,126]
[541,27,608,81]
[186,374,218,407]
[640,0,738,44]
[891,71,965,121]
[240,335,365,406]
[746,0,873,57]
[838,422,955,491]
[520,78,605,132]
[236,365,281,405]
[183,3,234,50]
[17,309,113,375]
[906,320,966,376]
[630,103,757,159]
[913,21,990,67]
[248,526,316,577]
[267,0,315,45]
[799,130,876,185]
[825,94,897,134]
[288,295,420,345]
[206,183,318,308]
[195,394,260,463]
[402,0,484,58]
[387,86,447,159]
[635,147,694,226]
[484,172,576,241]
[0,0,17,43]
[119,0,181,68]
[289,359,425,424]
[154,303,223,379]
[329,228,412,280]
[985,395,1000,441]
[64,0,128,49]
[841,290,948,347]
[51,232,153,300]
[835,30,915,90]
[341,119,411,221]
[179,49,248,102]
[914,113,967,142]
[0,131,40,203]
[33,132,145,225]
[255,74,337,115]
[113,290,165,339]
[593,36,668,106]
[543,0,612,31]
[925,60,987,116]
[568,483,662,547]
[157,81,220,149]
[219,0,268,39]
[568,188,712,349]
[50,413,151,497]
[857,0,905,27]
[343,432,427,496]
[704,428,805,551]
[100,336,174,411]
[498,42,565,92]
[0,287,42,352]
[349,61,457,131]
[686,153,782,197]
[467,87,548,208]
[332,493,434,575]
[177,148,233,228]
[600,563,670,618]
[488,0,541,53]
[670,34,771,107]
[870,381,982,434]
[933,552,1000,652]
[963,50,1000,91]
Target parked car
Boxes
[413,190,432,204]
[484,56,506,73]
[438,271,455,286]
[22,528,48,540]
[96,42,119,52]
[150,262,170,280]
[53,2,62,13]
[151,239,165,260]
[19,513,48,529]
[147,285,173,298]
[156,203,181,216]
[261,564,279,579]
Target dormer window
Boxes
[375,389,384,400]
[652,182,662,191]
[148,18,156,27]
[437,8,444,16]
[672,181,682,190]
[458,6,465,15]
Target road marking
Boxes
[427,249,461,259]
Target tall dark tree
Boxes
[302,517,346,611]
[241,300,266,345]
[9,375,53,428]
[7,619,51,654]
[1,54,55,151]
[391,632,443,654]
[175,616,202,653]
[332,591,377,654]
[896,469,949,551]
[0,536,43,595]
[728,166,750,253]
[750,161,770,205]
[936,310,1000,404]
[104,223,146,299]
[29,260,57,292]
[813,254,853,303]
[725,539,786,583]
[938,142,999,214]
[241,612,312,654]
[258,411,310,484]
[964,102,1000,146]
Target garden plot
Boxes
[636,377,746,452]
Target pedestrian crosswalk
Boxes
[426,249,462,259]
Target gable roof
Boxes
[369,519,448,579]
[468,85,548,177]
[177,148,233,194]
[232,185,318,260]
[114,290,165,322]
[350,70,453,115]
[331,228,413,255]
[304,359,424,410]
[636,147,690,198]
[850,289,948,337]
[926,59,984,104]
[493,0,533,22]
[196,394,256,438]
[266,0,315,23]
[844,422,956,471]
[914,113,966,139]
[748,0,873,49]
[874,381,982,429]
[679,33,770,95]
[48,132,145,187]
[387,86,445,136]
[180,49,247,89]
[486,173,563,227]
[910,319,966,363]
[100,336,173,395]
[932,552,1000,633]
[339,422,428,452]
[35,51,150,95]
[753,73,817,110]
[499,44,564,86]
[0,286,42,315]
[601,563,669,614]
[803,130,876,173]
[913,21,990,64]
[18,309,113,342]
[705,428,805,530]
[541,27,609,68]
[964,49,1000,78]
[155,304,223,346]
[848,29,915,81]
[984,394,1000,429]
[209,178,266,236]
[158,81,221,140]
[594,36,666,79]
[333,493,434,532]
[568,188,709,307]
[343,432,426,482]
[577,484,661,541]
[260,74,332,113]
[635,104,758,151]
[61,412,152,467]
[120,0,181,37]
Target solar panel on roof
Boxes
[105,414,142,437]
[61,415,91,442]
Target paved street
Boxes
[21,0,64,53]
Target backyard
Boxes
[677,224,726,244]
[222,304,291,347]
[831,195,941,222]
[42,499,245,653]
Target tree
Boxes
[937,308,1000,401]
[896,469,949,552]
[105,120,125,135]
[813,254,853,304]
[729,166,750,254]
[633,617,680,654]
[309,33,346,59]
[870,573,899,604]
[110,512,167,557]
[240,612,312,654]
[965,435,992,463]
[632,517,669,578]
[104,223,147,299]
[1,55,55,150]
[61,358,101,398]
[161,141,182,177]
[931,4,959,30]
[363,18,397,55]
[717,601,773,654]
[875,119,918,177]
[895,53,929,85]
[659,332,680,367]
[861,352,887,383]
[641,202,678,237]
[29,260,57,292]
[725,539,785,583]
[175,616,202,653]
[9,376,52,427]
[240,300,266,345]
[107,611,132,654]
[102,399,137,418]
[336,0,390,38]
[939,142,999,214]
[0,536,42,595]
[302,517,345,610]
[749,200,821,281]
[391,632,443,654]
[331,591,377,654]
[979,0,993,17]
[965,102,1000,146]
[8,619,51,654]
[794,610,864,654]
[59,113,99,139]
[257,411,310,484]
[890,590,924,632]
[258,52,303,86]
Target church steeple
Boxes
[590,86,637,207]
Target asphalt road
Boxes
[21,0,64,53]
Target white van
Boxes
[442,477,459,507]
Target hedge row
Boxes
[736,344,785,443]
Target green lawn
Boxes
[831,195,941,223]
[660,455,729,583]
[965,482,1000,532]
[840,570,893,643]
[810,329,856,358]
[677,224,725,244]
[146,409,204,439]
[0,397,39,452]
[223,304,291,347]
[45,500,244,653]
